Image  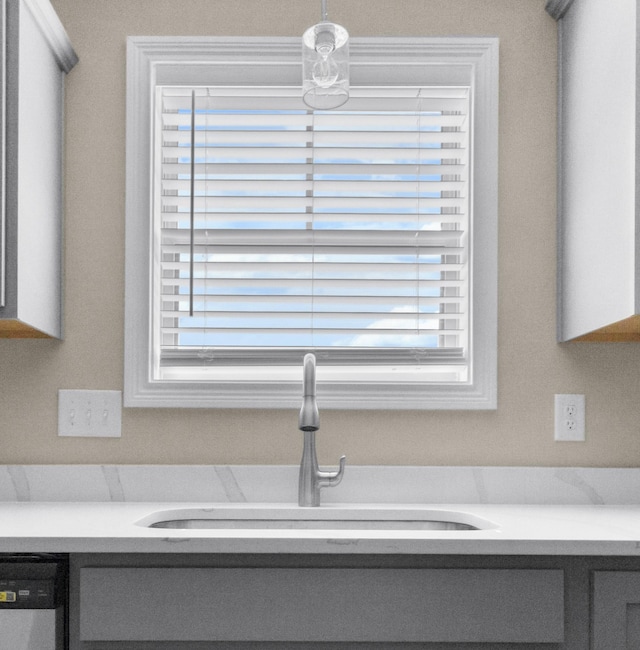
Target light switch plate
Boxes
[58,390,122,437]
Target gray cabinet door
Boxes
[593,571,640,649]
[80,567,564,644]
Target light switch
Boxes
[58,390,122,437]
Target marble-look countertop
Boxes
[1,465,640,555]
[2,501,640,555]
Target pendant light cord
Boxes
[321,0,327,21]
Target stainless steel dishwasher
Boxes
[0,554,67,650]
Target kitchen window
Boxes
[124,37,498,409]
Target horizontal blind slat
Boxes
[162,127,468,142]
[161,146,466,162]
[161,213,466,226]
[162,163,466,177]
[161,228,464,246]
[162,114,468,131]
[159,277,465,290]
[161,196,467,211]
[161,326,463,335]
[160,294,464,307]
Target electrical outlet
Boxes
[58,390,122,437]
[554,394,585,442]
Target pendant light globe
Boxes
[302,13,349,109]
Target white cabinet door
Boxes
[0,0,76,338]
[551,0,640,342]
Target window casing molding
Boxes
[125,36,499,410]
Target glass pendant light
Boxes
[302,0,349,109]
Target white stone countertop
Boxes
[2,465,640,555]
[2,501,640,555]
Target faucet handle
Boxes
[318,455,346,488]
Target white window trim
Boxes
[124,36,498,410]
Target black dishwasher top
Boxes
[0,554,66,609]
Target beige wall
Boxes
[1,0,638,467]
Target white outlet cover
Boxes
[554,394,585,442]
[58,390,122,437]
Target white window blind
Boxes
[155,85,470,376]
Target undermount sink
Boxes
[150,518,477,531]
[138,507,496,532]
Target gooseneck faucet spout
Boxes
[299,353,320,432]
[298,353,346,507]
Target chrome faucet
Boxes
[298,353,346,507]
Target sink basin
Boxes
[138,507,496,532]
[150,518,477,531]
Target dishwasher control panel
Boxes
[0,579,55,608]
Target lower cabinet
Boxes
[67,554,640,649]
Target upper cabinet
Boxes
[0,0,77,338]
[549,0,640,342]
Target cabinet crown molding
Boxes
[545,0,576,21]
[23,0,78,72]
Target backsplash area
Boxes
[2,466,640,505]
